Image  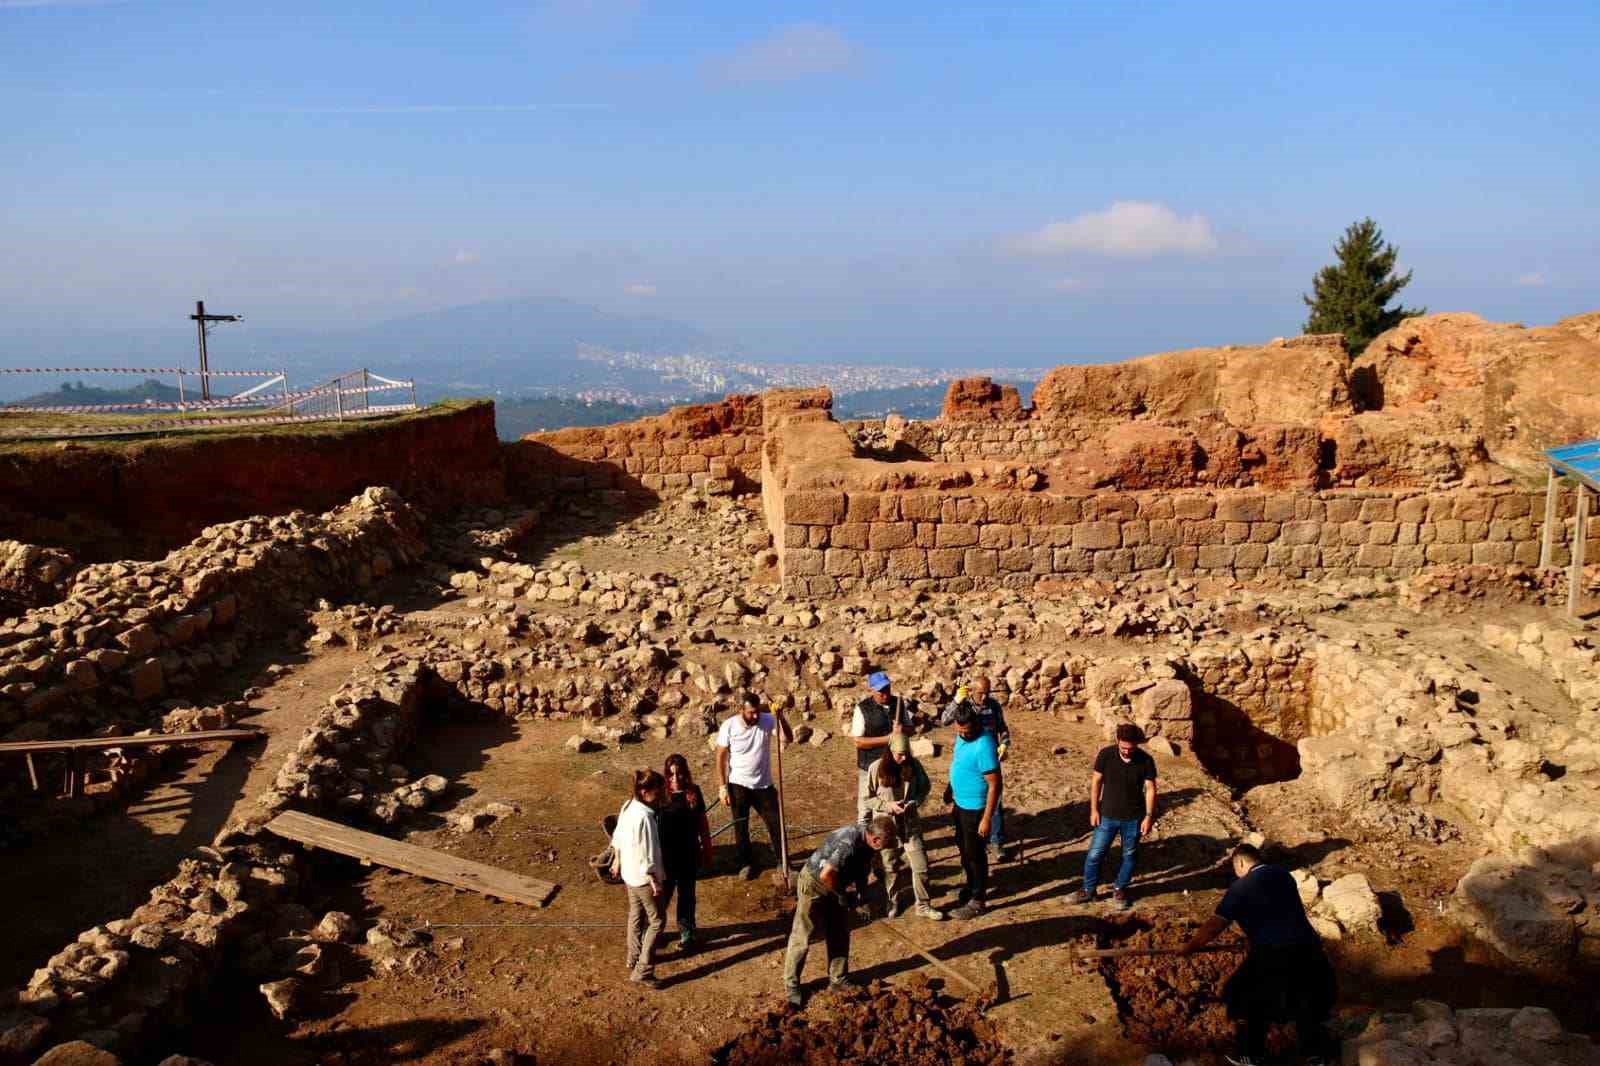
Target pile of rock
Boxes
[1,844,309,1063]
[0,488,424,743]
[1345,1001,1599,1066]
[0,539,75,617]
[1450,842,1600,974]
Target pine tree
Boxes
[1302,218,1423,356]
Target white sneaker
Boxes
[915,905,945,921]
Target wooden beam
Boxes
[1541,467,1560,569]
[1571,486,1590,618]
[0,728,263,757]
[266,810,559,908]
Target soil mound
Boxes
[712,976,1009,1065]
[1099,918,1286,1057]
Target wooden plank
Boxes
[0,728,263,757]
[266,810,559,908]
[1571,486,1590,618]
[1540,467,1560,569]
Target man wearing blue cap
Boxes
[851,672,914,822]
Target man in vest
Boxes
[851,672,913,823]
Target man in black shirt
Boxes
[1181,844,1337,1066]
[1070,722,1157,911]
[781,815,897,1008]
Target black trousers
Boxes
[660,864,697,933]
[727,783,781,869]
[952,805,989,904]
[1224,944,1337,1060]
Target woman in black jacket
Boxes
[658,752,713,951]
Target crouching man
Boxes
[782,814,898,1009]
[1180,843,1338,1066]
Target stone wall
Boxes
[0,540,75,618]
[0,488,425,744]
[774,481,1594,597]
[506,393,765,499]
[0,402,502,561]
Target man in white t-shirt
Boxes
[717,691,794,881]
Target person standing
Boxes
[659,753,713,952]
[1180,844,1338,1066]
[942,675,1012,861]
[716,691,794,880]
[864,733,944,921]
[608,769,668,989]
[851,672,914,822]
[1071,722,1158,911]
[781,815,898,1009]
[942,704,1000,920]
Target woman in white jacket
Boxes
[610,768,668,989]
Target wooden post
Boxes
[1570,486,1590,618]
[25,753,40,792]
[334,380,345,421]
[773,706,790,887]
[1541,467,1560,569]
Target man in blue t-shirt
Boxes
[1180,844,1337,1066]
[940,704,1001,919]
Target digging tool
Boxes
[869,918,988,998]
[1065,943,1246,960]
[772,705,791,889]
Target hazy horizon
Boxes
[3,2,1596,368]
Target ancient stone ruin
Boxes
[1,310,1597,1065]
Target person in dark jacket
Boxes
[658,753,713,952]
[1180,844,1337,1066]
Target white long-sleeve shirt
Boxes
[611,798,666,888]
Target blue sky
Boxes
[2,0,1596,365]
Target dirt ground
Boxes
[7,500,1598,1066]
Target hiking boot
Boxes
[1112,888,1132,911]
[915,904,946,921]
[947,901,985,920]
[785,987,805,1009]
[739,864,758,881]
[1067,889,1098,905]
[629,974,663,991]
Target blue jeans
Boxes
[1082,817,1142,894]
[987,805,1004,849]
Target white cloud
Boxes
[623,282,657,296]
[707,23,859,84]
[1048,278,1086,292]
[1513,272,1546,287]
[1014,201,1219,258]
[452,250,480,265]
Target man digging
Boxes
[782,815,898,1009]
[1181,843,1338,1066]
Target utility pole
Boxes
[189,300,242,401]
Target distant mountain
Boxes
[15,378,183,406]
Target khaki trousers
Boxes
[625,883,665,979]
[881,830,932,909]
[783,867,850,993]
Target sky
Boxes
[2,0,1597,366]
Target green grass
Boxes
[0,399,489,454]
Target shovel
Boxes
[772,706,791,889]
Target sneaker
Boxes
[629,974,663,990]
[987,843,1004,863]
[915,905,946,921]
[947,902,985,920]
[1067,889,1098,905]
[785,988,804,1009]
[1112,888,1132,911]
[740,865,758,881]
[828,975,862,990]
[678,930,695,951]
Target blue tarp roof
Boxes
[1548,439,1600,494]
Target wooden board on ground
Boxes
[266,809,559,908]
[0,728,264,756]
